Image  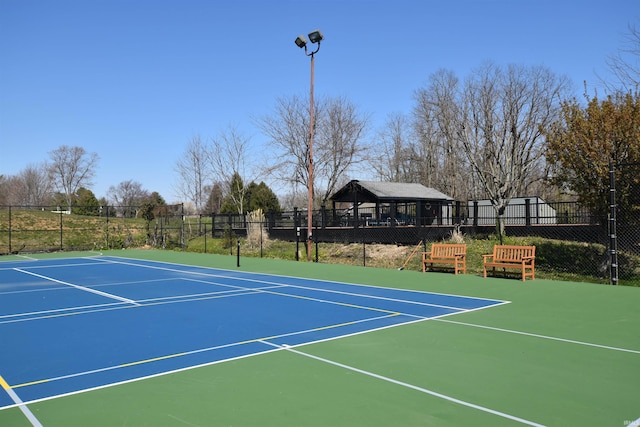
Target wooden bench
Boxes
[422,243,467,275]
[483,245,536,281]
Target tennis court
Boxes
[0,250,638,426]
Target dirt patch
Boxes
[324,243,419,269]
[364,244,408,260]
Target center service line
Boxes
[13,268,139,306]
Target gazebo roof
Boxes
[330,180,454,203]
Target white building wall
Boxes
[468,197,557,225]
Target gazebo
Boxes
[328,180,454,226]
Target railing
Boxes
[212,200,601,232]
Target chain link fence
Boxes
[0,204,186,253]
[211,200,639,285]
[2,200,638,285]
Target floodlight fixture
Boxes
[308,30,323,44]
[295,35,307,48]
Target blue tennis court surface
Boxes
[0,255,507,410]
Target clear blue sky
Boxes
[1,0,637,203]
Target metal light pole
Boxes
[295,29,323,261]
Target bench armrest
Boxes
[482,254,493,262]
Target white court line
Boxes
[627,417,640,427]
[0,375,43,427]
[13,268,139,306]
[264,341,546,427]
[437,319,640,354]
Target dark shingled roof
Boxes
[330,180,453,202]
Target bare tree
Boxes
[0,175,21,206]
[604,23,640,93]
[257,95,311,198]
[369,113,414,182]
[413,69,475,201]
[48,145,99,209]
[458,63,569,236]
[411,89,440,188]
[0,175,7,206]
[174,135,211,213]
[107,179,149,217]
[315,96,369,203]
[258,95,368,206]
[209,126,253,214]
[0,164,52,206]
[19,163,52,206]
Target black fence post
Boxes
[228,214,233,255]
[473,201,479,230]
[260,222,264,258]
[104,205,110,249]
[59,209,63,251]
[8,206,11,254]
[267,210,275,233]
[294,207,300,261]
[362,239,366,267]
[609,159,618,285]
[181,203,185,251]
[390,202,396,227]
[321,204,327,230]
[314,222,319,263]
[525,198,531,227]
